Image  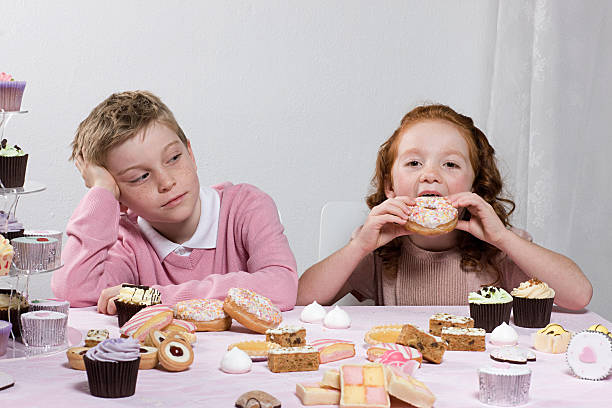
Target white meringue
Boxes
[300,301,327,323]
[220,347,252,374]
[490,322,519,346]
[323,306,351,329]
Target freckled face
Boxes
[105,122,200,226]
[386,120,475,199]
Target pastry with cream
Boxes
[533,323,572,353]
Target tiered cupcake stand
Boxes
[0,110,69,360]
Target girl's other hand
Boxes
[97,284,122,315]
[75,153,120,200]
[352,197,415,253]
[448,192,509,246]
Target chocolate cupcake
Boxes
[0,73,26,112]
[115,284,162,327]
[0,139,28,188]
[0,288,28,338]
[84,338,141,398]
[469,286,513,333]
[511,279,555,328]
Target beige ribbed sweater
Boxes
[347,234,530,306]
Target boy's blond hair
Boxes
[70,90,188,166]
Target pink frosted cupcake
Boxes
[20,310,68,346]
[0,73,26,112]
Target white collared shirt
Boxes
[137,186,220,260]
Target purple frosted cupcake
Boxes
[0,320,11,356]
[20,310,68,346]
[0,73,26,112]
[511,279,555,328]
[84,337,141,398]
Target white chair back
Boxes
[318,201,374,306]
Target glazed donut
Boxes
[404,196,458,235]
[174,299,232,332]
[223,288,282,334]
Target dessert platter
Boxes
[0,72,69,360]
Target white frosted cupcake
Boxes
[478,363,531,406]
[29,298,70,315]
[20,310,68,346]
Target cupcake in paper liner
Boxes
[566,330,612,380]
[20,310,68,346]
[0,73,26,111]
[478,363,531,406]
[0,320,11,356]
[11,236,59,271]
[469,286,513,333]
[24,229,63,266]
[510,279,555,328]
[0,288,28,338]
[84,337,141,398]
[0,139,28,188]
[29,298,70,315]
[115,284,162,327]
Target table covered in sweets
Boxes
[0,305,610,407]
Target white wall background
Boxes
[1,1,609,320]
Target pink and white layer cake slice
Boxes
[119,304,173,342]
[296,382,341,405]
[340,364,390,408]
[367,343,423,365]
[20,310,68,347]
[310,338,356,363]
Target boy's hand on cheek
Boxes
[97,284,122,315]
[448,192,508,246]
[75,154,120,200]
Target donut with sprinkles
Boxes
[173,299,232,332]
[404,196,458,235]
[223,288,282,334]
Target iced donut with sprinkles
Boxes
[174,299,232,332]
[223,288,282,334]
[404,196,458,235]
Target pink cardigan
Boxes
[51,183,298,310]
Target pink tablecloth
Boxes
[0,305,610,407]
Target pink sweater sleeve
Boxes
[51,187,140,306]
[153,184,298,311]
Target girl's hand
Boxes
[97,284,122,315]
[448,192,509,246]
[352,197,415,253]
[75,153,120,200]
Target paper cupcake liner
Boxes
[29,299,70,315]
[512,297,554,328]
[0,154,28,188]
[84,356,140,398]
[12,236,59,270]
[116,302,147,328]
[479,369,531,406]
[23,230,62,263]
[470,301,513,333]
[0,81,26,111]
[20,311,68,346]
